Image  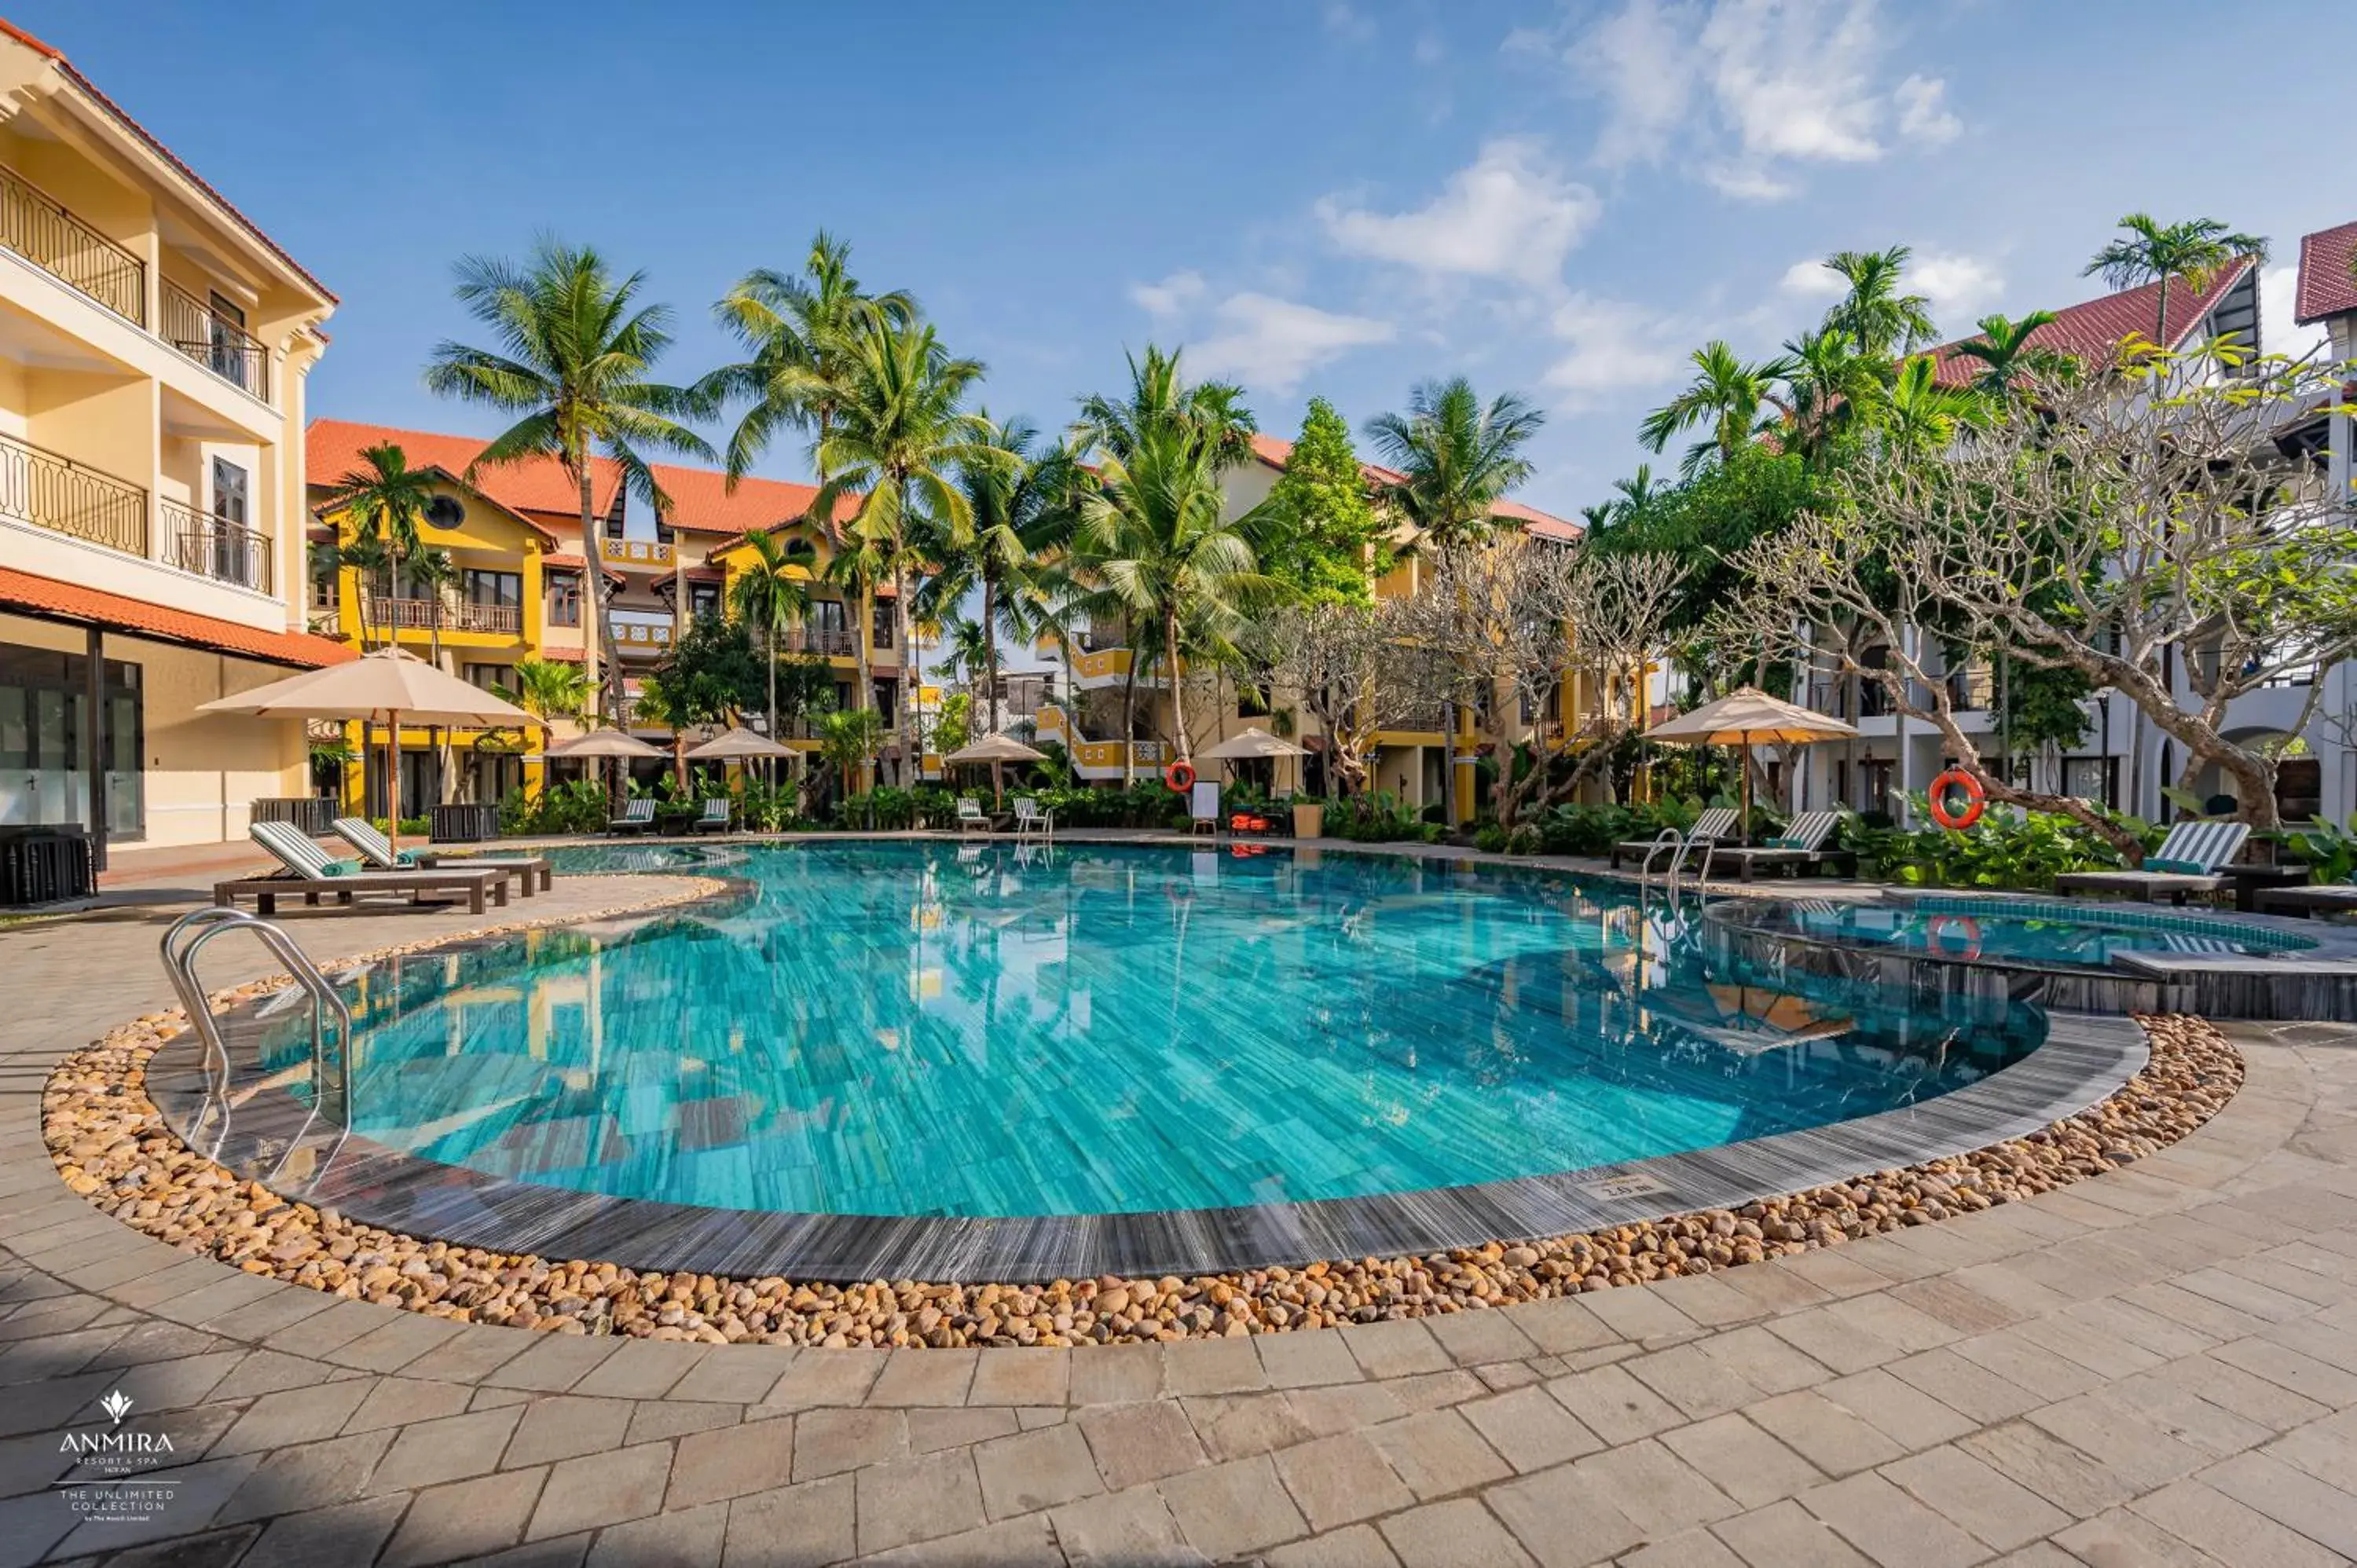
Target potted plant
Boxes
[1291,794,1325,840]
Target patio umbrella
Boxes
[1644,686,1858,840]
[544,730,665,759]
[198,647,533,852]
[687,724,797,793]
[1198,725,1309,794]
[944,732,1046,809]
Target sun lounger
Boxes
[2256,884,2357,920]
[2055,820,2250,906]
[1013,796,1054,843]
[1611,808,1737,870]
[218,821,508,917]
[607,797,656,836]
[1706,811,1854,882]
[956,797,993,835]
[332,818,550,896]
[687,798,731,834]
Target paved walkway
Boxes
[4,872,2357,1566]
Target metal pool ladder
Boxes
[1637,827,1717,899]
[160,907,354,1185]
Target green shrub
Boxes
[1843,792,2142,889]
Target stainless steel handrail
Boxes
[160,907,354,1183]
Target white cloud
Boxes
[1543,294,1692,408]
[1185,293,1395,393]
[1317,138,1601,288]
[2260,263,2330,363]
[1129,270,1204,322]
[1551,0,1963,200]
[1780,258,1849,299]
[1321,1,1374,42]
[1909,249,2004,320]
[1893,74,1960,145]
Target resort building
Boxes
[0,21,343,860]
[307,419,901,806]
[1789,244,2357,824]
[1036,433,1593,820]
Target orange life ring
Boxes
[1924,914,1983,960]
[1164,760,1196,793]
[1927,769,1985,831]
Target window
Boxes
[463,570,522,608]
[689,583,720,618]
[545,571,581,627]
[207,457,257,588]
[1238,683,1270,719]
[462,663,510,693]
[872,602,896,650]
[0,642,143,837]
[2062,756,2118,807]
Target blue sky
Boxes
[21,0,2355,518]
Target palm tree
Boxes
[701,233,915,482]
[1772,327,1882,465]
[405,547,461,803]
[1639,343,1781,472]
[1818,247,1937,359]
[2084,214,2269,356]
[807,315,995,782]
[1075,344,1257,471]
[1364,377,1545,826]
[728,529,812,742]
[1882,354,1984,454]
[424,238,715,728]
[320,442,435,648]
[1076,422,1272,768]
[918,416,1082,738]
[821,526,890,784]
[497,658,590,763]
[1951,310,2064,396]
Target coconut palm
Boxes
[1077,420,1275,768]
[497,658,591,761]
[424,239,715,727]
[1772,327,1883,465]
[1364,376,1545,825]
[405,547,462,802]
[728,529,813,741]
[320,442,436,647]
[807,315,995,781]
[1950,310,2065,396]
[1882,354,1985,454]
[1818,247,1938,359]
[700,231,915,482]
[1074,344,1257,471]
[1637,343,1780,474]
[916,416,1083,737]
[2084,214,2269,354]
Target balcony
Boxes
[0,163,146,324]
[783,625,856,658]
[0,429,147,557]
[599,537,674,570]
[614,619,673,654]
[159,280,269,401]
[161,498,270,593]
[1070,647,1174,691]
[366,596,522,636]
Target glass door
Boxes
[211,457,251,586]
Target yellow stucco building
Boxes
[0,20,343,862]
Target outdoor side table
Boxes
[2216,863,2310,914]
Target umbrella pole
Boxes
[387,708,402,855]
[992,760,1003,812]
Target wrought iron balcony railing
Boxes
[0,163,146,324]
[0,429,147,557]
[161,280,269,401]
[162,497,270,592]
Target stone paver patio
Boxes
[4,869,2357,1566]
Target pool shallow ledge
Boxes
[150,995,2147,1284]
[1704,888,2357,1022]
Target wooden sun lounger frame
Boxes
[330,818,551,897]
[214,868,508,917]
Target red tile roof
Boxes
[308,420,623,521]
[0,566,354,669]
[643,462,847,536]
[0,20,335,306]
[2295,222,2357,326]
[1249,433,1582,537]
[1930,258,2258,387]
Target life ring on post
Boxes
[1163,760,1196,794]
[1927,769,1986,831]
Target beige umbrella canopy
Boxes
[198,647,533,849]
[944,732,1046,809]
[1644,686,1858,837]
[1197,725,1307,760]
[685,727,796,761]
[544,731,665,760]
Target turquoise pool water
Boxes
[292,843,2046,1218]
[1780,898,2312,969]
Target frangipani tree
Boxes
[1716,346,2357,849]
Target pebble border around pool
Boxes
[37,850,2244,1346]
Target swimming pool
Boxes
[1772,896,2314,969]
[244,842,2051,1228]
